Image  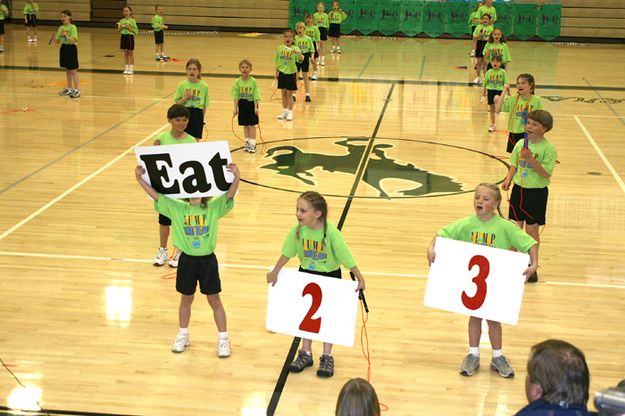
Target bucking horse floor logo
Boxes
[260,137,463,197]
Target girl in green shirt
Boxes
[118,5,138,74]
[328,1,347,54]
[55,10,80,98]
[24,0,39,43]
[267,191,365,378]
[0,2,10,53]
[314,2,329,65]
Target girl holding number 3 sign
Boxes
[427,183,538,378]
[267,191,365,378]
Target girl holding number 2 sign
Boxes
[267,191,365,378]
[427,183,538,378]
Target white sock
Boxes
[306,93,310,96]
[469,347,480,357]
[492,349,503,358]
[283,108,288,113]
[179,327,189,336]
[218,331,229,339]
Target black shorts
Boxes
[154,30,164,44]
[313,42,318,58]
[475,40,487,58]
[509,184,548,226]
[470,26,476,36]
[60,44,79,70]
[120,34,135,50]
[25,15,37,27]
[296,53,311,73]
[329,23,340,37]
[237,99,258,126]
[158,213,172,226]
[0,20,4,35]
[278,71,297,91]
[185,107,205,139]
[487,89,502,105]
[507,132,526,153]
[319,26,328,41]
[176,253,221,295]
[298,266,342,279]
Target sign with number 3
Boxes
[424,237,529,325]
[266,269,359,347]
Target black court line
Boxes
[265,83,395,416]
[583,78,625,127]
[0,93,173,195]
[357,54,374,78]
[4,65,625,92]
[0,406,139,416]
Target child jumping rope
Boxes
[231,59,260,153]
[55,10,80,98]
[151,5,169,61]
[328,1,347,54]
[427,183,538,378]
[313,2,329,65]
[267,191,365,378]
[135,162,241,357]
[24,0,39,43]
[274,29,303,122]
[483,55,508,132]
[118,5,138,74]
[174,58,209,140]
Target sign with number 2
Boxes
[424,237,529,325]
[266,269,359,347]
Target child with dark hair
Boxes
[336,378,380,416]
[55,10,80,98]
[483,55,509,132]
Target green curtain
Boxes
[494,2,513,37]
[447,2,472,38]
[423,2,447,38]
[512,3,538,40]
[399,0,424,37]
[537,4,561,40]
[376,0,403,35]
[288,0,311,28]
[339,0,359,34]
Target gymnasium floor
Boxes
[1,24,625,415]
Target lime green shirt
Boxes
[469,10,481,26]
[174,79,210,109]
[510,138,557,188]
[55,24,78,44]
[1,5,10,19]
[314,12,329,28]
[329,10,347,24]
[305,24,321,42]
[502,95,543,134]
[473,24,494,41]
[154,131,196,146]
[231,77,260,102]
[484,68,508,91]
[483,41,511,64]
[439,215,536,252]
[295,34,314,54]
[282,222,357,273]
[478,5,497,22]
[274,44,302,74]
[154,194,234,256]
[118,17,138,36]
[23,3,38,15]
[151,14,165,31]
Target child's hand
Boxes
[520,147,533,161]
[356,279,365,292]
[226,163,240,178]
[135,165,146,179]
[153,139,161,145]
[523,263,537,281]
[427,246,436,266]
[183,90,193,100]
[266,270,278,286]
[233,109,238,116]
[501,179,511,191]
[163,25,169,29]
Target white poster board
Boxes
[424,237,529,325]
[135,141,233,198]
[266,268,359,347]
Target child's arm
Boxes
[349,266,365,291]
[520,148,551,178]
[427,236,437,266]
[233,99,238,116]
[501,165,517,191]
[524,244,538,281]
[135,165,159,200]
[267,255,290,286]
[254,100,259,114]
[153,139,161,145]
[225,163,240,201]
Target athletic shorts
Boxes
[507,132,526,153]
[237,99,258,126]
[176,252,221,295]
[158,213,172,226]
[120,34,135,50]
[185,107,204,139]
[154,29,164,44]
[298,266,342,279]
[475,40,487,58]
[509,184,548,226]
[487,89,502,105]
[296,53,311,73]
[319,26,328,41]
[329,23,340,38]
[278,71,297,91]
[25,15,37,27]
[60,44,79,70]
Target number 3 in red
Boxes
[299,283,323,333]
[461,255,490,310]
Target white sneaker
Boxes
[218,337,231,357]
[286,111,293,121]
[277,110,288,120]
[172,334,189,353]
[311,72,318,80]
[153,247,168,266]
[246,139,256,153]
[168,250,180,268]
[320,57,325,65]
[488,125,496,132]
[27,38,33,43]
[69,89,81,98]
[128,67,134,75]
[33,37,38,42]
[473,77,481,84]
[59,88,72,96]
[470,49,475,57]
[337,48,341,54]
[123,67,130,75]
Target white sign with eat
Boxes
[424,237,529,325]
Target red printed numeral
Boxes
[299,282,323,333]
[461,255,490,310]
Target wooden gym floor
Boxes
[1,25,625,415]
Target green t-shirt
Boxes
[154,131,196,146]
[478,5,497,22]
[281,222,357,273]
[174,79,210,109]
[469,10,481,26]
[295,34,314,54]
[502,95,543,134]
[510,138,557,188]
[23,3,38,15]
[305,24,321,42]
[56,24,79,44]
[484,68,508,91]
[473,24,494,41]
[118,17,138,36]
[0,5,8,19]
[231,77,260,102]
[314,12,329,28]
[154,193,234,256]
[439,215,536,252]
[274,44,302,74]
[329,10,347,24]
[483,41,511,64]
[151,14,165,31]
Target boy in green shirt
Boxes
[502,110,557,283]
[151,5,169,61]
[231,59,261,153]
[23,0,38,43]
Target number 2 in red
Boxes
[299,283,323,333]
[461,255,490,310]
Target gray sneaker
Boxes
[491,356,515,378]
[459,354,480,376]
[59,88,72,96]
[316,354,334,378]
[289,350,313,373]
